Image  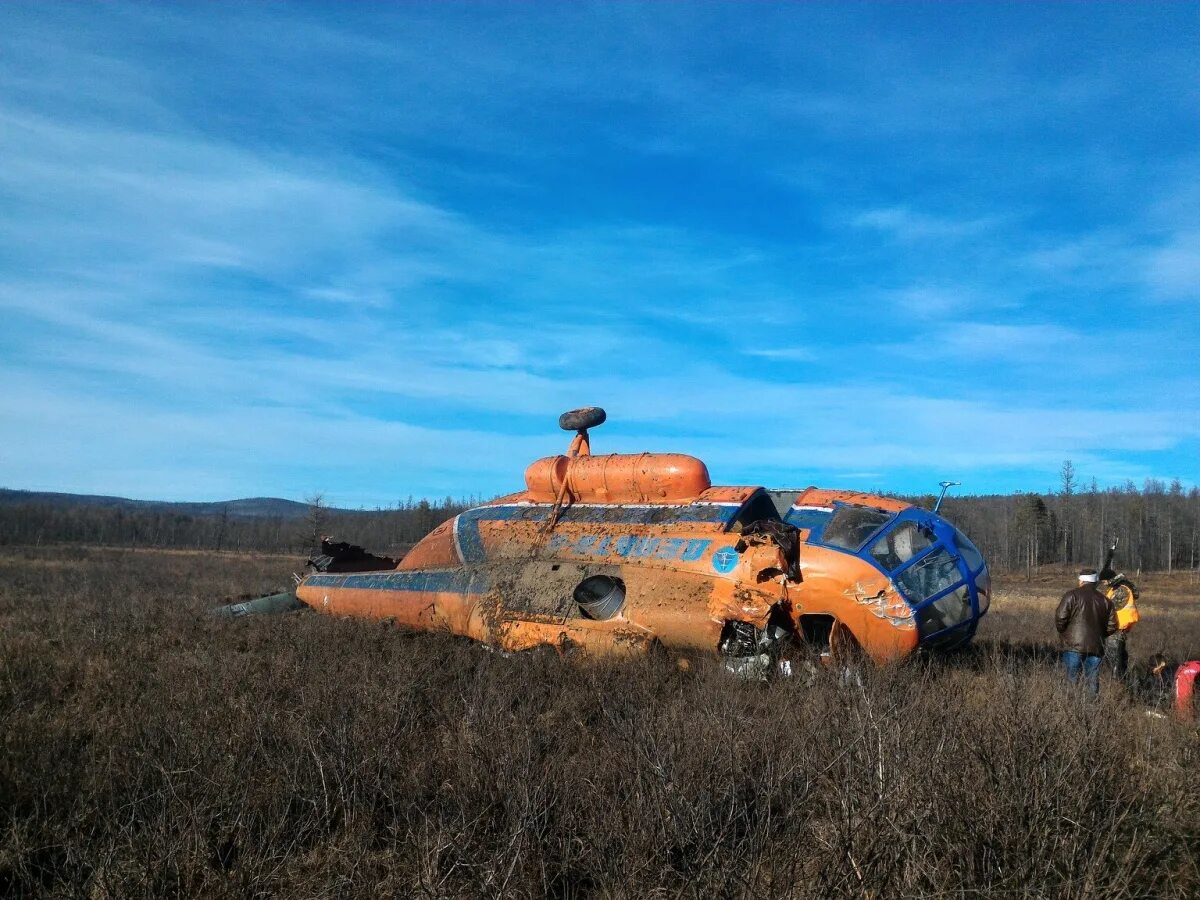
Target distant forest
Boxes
[2,464,1198,574]
[0,492,473,561]
[936,468,1200,576]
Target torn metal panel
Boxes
[307,538,397,573]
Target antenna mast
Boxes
[933,480,960,513]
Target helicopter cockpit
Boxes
[784,500,990,649]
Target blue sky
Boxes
[2,3,1198,506]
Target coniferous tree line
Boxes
[934,464,1200,576]
[0,496,473,558]
[1,463,1196,574]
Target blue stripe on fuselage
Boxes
[304,569,488,594]
[454,502,742,563]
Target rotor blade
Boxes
[209,590,307,619]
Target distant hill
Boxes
[0,489,337,520]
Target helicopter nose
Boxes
[864,510,988,650]
[907,518,988,649]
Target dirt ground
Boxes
[1,546,1198,898]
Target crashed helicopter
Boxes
[252,407,990,668]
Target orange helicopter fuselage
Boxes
[295,443,978,664]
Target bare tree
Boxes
[305,492,329,553]
[214,503,230,552]
[1058,460,1077,567]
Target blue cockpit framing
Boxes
[785,501,989,649]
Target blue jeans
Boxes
[1062,651,1102,696]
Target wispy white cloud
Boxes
[850,207,1002,242]
[740,348,818,363]
[885,322,1083,362]
[1144,232,1200,301]
[877,284,1002,321]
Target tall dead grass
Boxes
[1,546,1198,898]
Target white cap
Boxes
[1078,572,1099,583]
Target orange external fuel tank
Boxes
[524,453,711,503]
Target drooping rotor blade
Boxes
[209,590,307,619]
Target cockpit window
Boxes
[894,547,963,605]
[914,584,973,638]
[821,505,893,551]
[954,528,985,573]
[869,521,935,571]
[976,568,991,614]
[727,490,783,533]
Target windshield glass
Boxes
[822,505,893,551]
[870,521,935,571]
[975,566,991,614]
[954,528,985,573]
[894,547,963,604]
[915,584,973,637]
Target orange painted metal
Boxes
[794,487,909,514]
[524,453,711,503]
[393,517,458,570]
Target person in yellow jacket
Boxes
[1101,570,1139,679]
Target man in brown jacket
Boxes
[1055,568,1118,696]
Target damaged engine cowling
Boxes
[718,614,796,680]
[307,537,398,573]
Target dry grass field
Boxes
[2,546,1198,898]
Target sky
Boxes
[1,3,1198,507]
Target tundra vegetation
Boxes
[1,545,1198,898]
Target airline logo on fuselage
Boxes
[546,532,713,562]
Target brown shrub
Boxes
[1,547,1197,898]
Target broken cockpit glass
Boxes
[821,505,893,552]
[893,546,973,638]
[914,584,972,636]
[953,527,989,614]
[954,529,985,573]
[868,520,935,571]
[893,547,961,606]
